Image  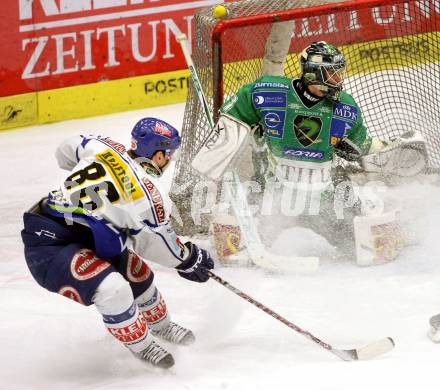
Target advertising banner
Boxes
[1,1,438,130]
[1,0,223,97]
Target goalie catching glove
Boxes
[191,113,252,181]
[176,242,214,283]
[360,130,428,177]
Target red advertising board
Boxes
[1,1,439,99]
[0,0,224,97]
[218,1,440,62]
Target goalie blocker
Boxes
[191,113,252,181]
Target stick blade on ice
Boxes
[256,250,319,274]
[355,337,395,360]
[332,337,394,361]
[334,337,395,361]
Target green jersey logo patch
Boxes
[293,115,323,147]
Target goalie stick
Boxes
[225,170,318,273]
[177,33,318,273]
[208,270,395,361]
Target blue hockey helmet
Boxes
[130,117,181,159]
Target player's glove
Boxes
[175,242,214,283]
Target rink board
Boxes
[1,30,438,131]
[0,69,189,131]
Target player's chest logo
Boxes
[293,115,323,147]
[262,110,286,139]
[252,91,287,108]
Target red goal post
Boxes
[171,0,440,235]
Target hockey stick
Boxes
[176,34,214,130]
[208,270,395,361]
[177,33,318,273]
[225,170,318,273]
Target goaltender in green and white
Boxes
[192,41,427,264]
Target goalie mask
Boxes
[300,41,346,101]
[131,117,181,175]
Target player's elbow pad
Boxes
[55,145,78,171]
[54,135,87,171]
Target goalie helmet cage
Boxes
[171,0,440,236]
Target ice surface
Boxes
[1,103,440,389]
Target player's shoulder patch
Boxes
[332,101,359,122]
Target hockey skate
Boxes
[428,314,440,343]
[152,321,195,345]
[132,340,175,369]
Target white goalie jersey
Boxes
[46,134,186,267]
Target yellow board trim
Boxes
[39,69,190,124]
[0,93,38,130]
[0,69,189,131]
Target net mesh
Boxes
[171,0,440,235]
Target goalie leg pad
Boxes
[210,213,250,267]
[353,210,404,266]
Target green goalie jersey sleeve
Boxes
[220,75,371,165]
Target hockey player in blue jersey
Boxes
[21,118,215,369]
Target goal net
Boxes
[171,0,440,236]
